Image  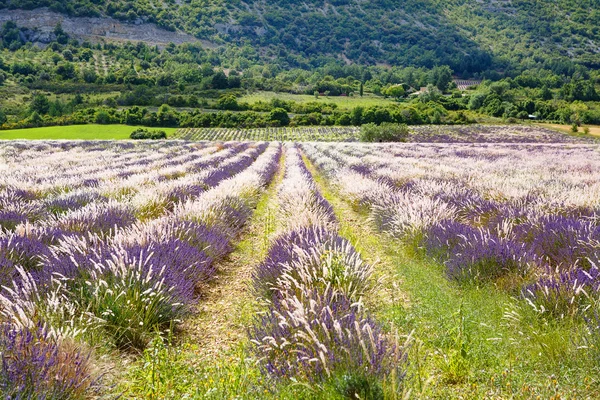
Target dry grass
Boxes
[539,123,600,137]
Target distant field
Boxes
[539,123,600,137]
[173,124,589,143]
[0,125,177,140]
[240,91,395,109]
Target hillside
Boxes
[0,0,599,73]
[0,0,599,133]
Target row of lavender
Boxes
[0,140,281,397]
[302,142,600,318]
[174,126,360,142]
[408,125,597,143]
[175,125,594,143]
[249,145,406,396]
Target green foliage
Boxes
[332,373,384,400]
[130,128,167,140]
[268,107,290,126]
[360,122,409,142]
[29,93,50,115]
[216,94,240,111]
[384,84,405,100]
[429,66,453,92]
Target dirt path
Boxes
[182,153,285,360]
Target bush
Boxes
[268,107,290,126]
[0,324,95,399]
[130,128,167,140]
[75,247,190,350]
[360,122,409,142]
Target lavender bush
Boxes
[0,323,96,399]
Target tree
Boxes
[468,92,487,110]
[82,69,98,83]
[216,94,240,110]
[211,71,229,89]
[62,50,73,61]
[540,85,553,100]
[157,104,179,127]
[79,48,94,62]
[29,94,50,115]
[56,62,76,80]
[0,109,6,125]
[95,110,112,124]
[351,106,364,125]
[359,82,364,97]
[54,23,69,44]
[51,54,62,65]
[419,85,442,103]
[429,65,453,92]
[268,108,290,126]
[28,111,43,125]
[48,100,65,117]
[384,84,405,100]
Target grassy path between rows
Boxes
[303,154,599,399]
[116,153,285,399]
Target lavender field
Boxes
[1,131,599,398]
[173,124,596,143]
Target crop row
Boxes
[173,126,360,142]
[173,125,594,143]
[302,142,600,319]
[0,140,281,397]
[248,145,407,396]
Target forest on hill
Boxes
[1,0,599,73]
[0,0,599,132]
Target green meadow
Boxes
[0,125,177,140]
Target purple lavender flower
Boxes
[522,265,600,317]
[517,215,600,269]
[45,192,107,215]
[424,220,533,281]
[0,323,96,399]
[252,226,349,298]
[250,288,406,384]
[0,210,28,231]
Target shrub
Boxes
[268,108,290,126]
[424,221,533,282]
[129,128,167,140]
[360,122,409,142]
[253,227,373,302]
[0,324,95,399]
[523,264,600,318]
[76,247,190,350]
[250,287,407,386]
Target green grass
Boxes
[240,91,396,110]
[0,124,177,140]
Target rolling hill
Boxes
[0,0,599,73]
